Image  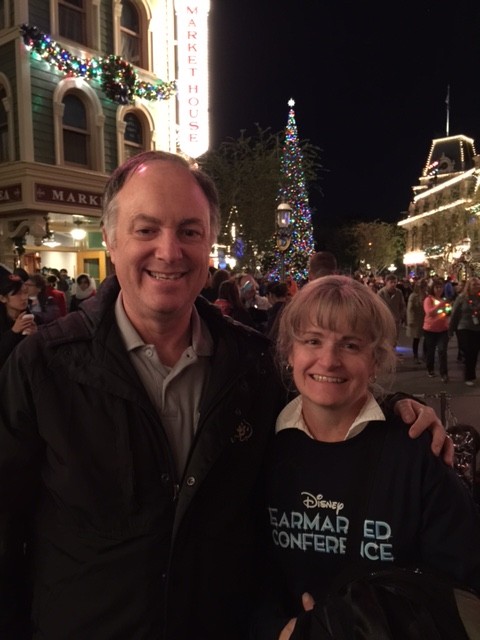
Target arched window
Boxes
[123,112,146,158]
[58,0,87,44]
[121,0,141,65]
[62,93,90,167]
[118,0,149,69]
[54,79,105,171]
[117,105,153,164]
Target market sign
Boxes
[35,183,103,209]
[0,184,22,202]
[175,0,210,158]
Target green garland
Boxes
[20,24,176,105]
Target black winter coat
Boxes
[0,276,287,640]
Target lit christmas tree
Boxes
[272,98,315,282]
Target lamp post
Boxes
[276,202,292,281]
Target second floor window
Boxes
[59,0,87,45]
[123,112,145,158]
[62,93,89,167]
[121,0,142,66]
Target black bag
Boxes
[291,567,476,640]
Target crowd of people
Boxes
[0,150,477,639]
[0,267,97,367]
[199,263,480,389]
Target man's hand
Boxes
[278,593,315,640]
[394,398,454,466]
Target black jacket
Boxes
[0,275,287,639]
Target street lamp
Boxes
[276,202,292,281]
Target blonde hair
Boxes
[276,275,397,380]
[463,276,480,298]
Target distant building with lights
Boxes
[0,0,210,278]
[398,134,480,279]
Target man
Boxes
[45,274,68,317]
[378,274,407,347]
[57,268,73,306]
[0,151,450,640]
[308,250,337,280]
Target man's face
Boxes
[104,161,213,327]
[385,279,397,292]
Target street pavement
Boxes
[380,326,480,431]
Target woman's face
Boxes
[78,278,90,290]
[289,321,376,423]
[470,278,480,295]
[0,284,29,313]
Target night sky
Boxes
[208,1,480,228]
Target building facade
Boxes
[399,134,480,280]
[0,0,210,281]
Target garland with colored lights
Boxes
[20,24,176,105]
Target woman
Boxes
[69,273,97,312]
[0,271,37,366]
[256,276,480,639]
[406,278,427,364]
[213,279,256,327]
[422,278,451,382]
[449,276,480,386]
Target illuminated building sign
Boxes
[35,184,103,209]
[0,184,22,202]
[175,0,210,158]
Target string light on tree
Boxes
[272,98,315,282]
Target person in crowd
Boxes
[236,272,271,333]
[285,274,298,298]
[46,274,68,317]
[443,276,456,302]
[0,151,451,640]
[26,273,62,324]
[209,267,231,302]
[377,274,406,347]
[69,272,97,311]
[213,278,256,327]
[449,275,480,386]
[0,269,37,366]
[406,277,427,364]
[266,281,289,342]
[254,276,480,639]
[57,268,73,306]
[307,251,337,280]
[199,265,217,302]
[423,277,451,382]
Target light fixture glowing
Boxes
[71,227,86,240]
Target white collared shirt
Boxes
[275,392,385,440]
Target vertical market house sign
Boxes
[174,0,210,158]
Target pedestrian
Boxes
[0,269,37,366]
[45,274,68,316]
[377,274,406,347]
[0,151,451,640]
[213,278,256,327]
[406,277,427,364]
[307,251,337,280]
[69,272,96,311]
[423,277,451,383]
[449,276,480,386]
[253,275,480,639]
